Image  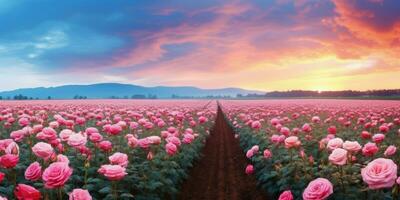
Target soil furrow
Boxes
[178,106,268,200]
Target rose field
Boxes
[0,100,216,200]
[222,99,400,200]
[0,99,400,200]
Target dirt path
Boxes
[178,106,268,200]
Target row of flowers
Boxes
[221,100,400,200]
[0,100,216,199]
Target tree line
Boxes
[238,89,400,98]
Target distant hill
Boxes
[0,83,264,99]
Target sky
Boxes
[0,0,399,91]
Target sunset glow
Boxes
[0,0,399,91]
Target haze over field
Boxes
[1,0,399,92]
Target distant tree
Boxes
[0,96,2,100]
[47,96,51,100]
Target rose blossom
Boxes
[59,129,74,142]
[342,141,361,153]
[362,142,379,157]
[302,178,333,200]
[32,142,54,160]
[246,149,254,158]
[263,149,272,159]
[278,190,293,200]
[5,142,19,155]
[0,172,4,183]
[69,188,92,200]
[42,162,73,189]
[98,141,112,152]
[328,148,347,166]
[165,142,177,156]
[361,158,397,189]
[98,164,127,181]
[302,123,312,133]
[14,184,41,200]
[326,138,343,151]
[372,133,385,143]
[57,154,70,164]
[108,152,128,167]
[25,162,42,181]
[67,133,87,147]
[0,154,19,168]
[89,132,103,143]
[284,136,301,148]
[384,145,397,157]
[245,164,254,175]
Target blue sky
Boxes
[0,0,399,91]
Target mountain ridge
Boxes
[0,83,265,99]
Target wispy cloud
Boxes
[0,0,399,91]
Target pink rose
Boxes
[362,142,379,157]
[25,162,42,181]
[108,124,122,135]
[37,127,57,141]
[85,127,99,135]
[303,178,333,200]
[42,162,73,189]
[147,136,161,145]
[372,133,385,143]
[57,154,70,164]
[69,188,92,200]
[108,152,128,167]
[326,138,343,151]
[246,149,254,158]
[284,136,301,148]
[245,164,254,175]
[165,142,177,156]
[280,127,290,136]
[166,136,181,147]
[263,149,272,159]
[14,184,41,200]
[361,158,397,189]
[18,117,30,127]
[327,126,337,135]
[328,148,347,166]
[271,134,281,144]
[361,131,371,139]
[89,132,103,143]
[5,142,19,155]
[302,123,312,133]
[32,142,54,160]
[137,138,152,149]
[98,164,127,181]
[0,154,19,168]
[251,121,261,129]
[251,145,259,152]
[98,141,112,152]
[67,133,87,147]
[59,129,74,142]
[278,190,293,200]
[182,134,195,144]
[343,141,361,153]
[384,145,397,157]
[0,172,4,183]
[10,130,26,142]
